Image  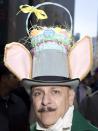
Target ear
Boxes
[68,89,75,106]
[4,42,32,80]
[68,36,93,81]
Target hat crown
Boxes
[32,46,70,78]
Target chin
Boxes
[40,119,57,128]
[38,114,58,128]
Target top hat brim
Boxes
[21,76,80,94]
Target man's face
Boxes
[31,86,75,128]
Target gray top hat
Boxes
[20,2,80,92]
[21,42,80,93]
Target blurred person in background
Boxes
[76,73,92,106]
[78,67,98,128]
[0,63,30,131]
[12,83,31,115]
[90,68,98,92]
[79,90,98,127]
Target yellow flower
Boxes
[55,27,62,33]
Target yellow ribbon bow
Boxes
[17,4,48,20]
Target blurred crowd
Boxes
[76,68,98,127]
[0,63,30,131]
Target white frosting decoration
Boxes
[34,41,67,54]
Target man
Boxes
[0,63,30,131]
[29,83,98,131]
[31,85,75,130]
[3,2,98,131]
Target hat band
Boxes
[32,76,71,83]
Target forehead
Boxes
[32,85,70,91]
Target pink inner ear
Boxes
[4,42,32,80]
[69,36,93,80]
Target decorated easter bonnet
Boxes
[4,2,93,94]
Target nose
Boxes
[41,94,51,106]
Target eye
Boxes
[32,91,42,97]
[52,90,61,95]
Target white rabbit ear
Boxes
[69,36,93,81]
[4,42,32,80]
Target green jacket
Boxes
[30,110,98,131]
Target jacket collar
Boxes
[71,109,98,131]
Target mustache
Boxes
[38,107,56,112]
